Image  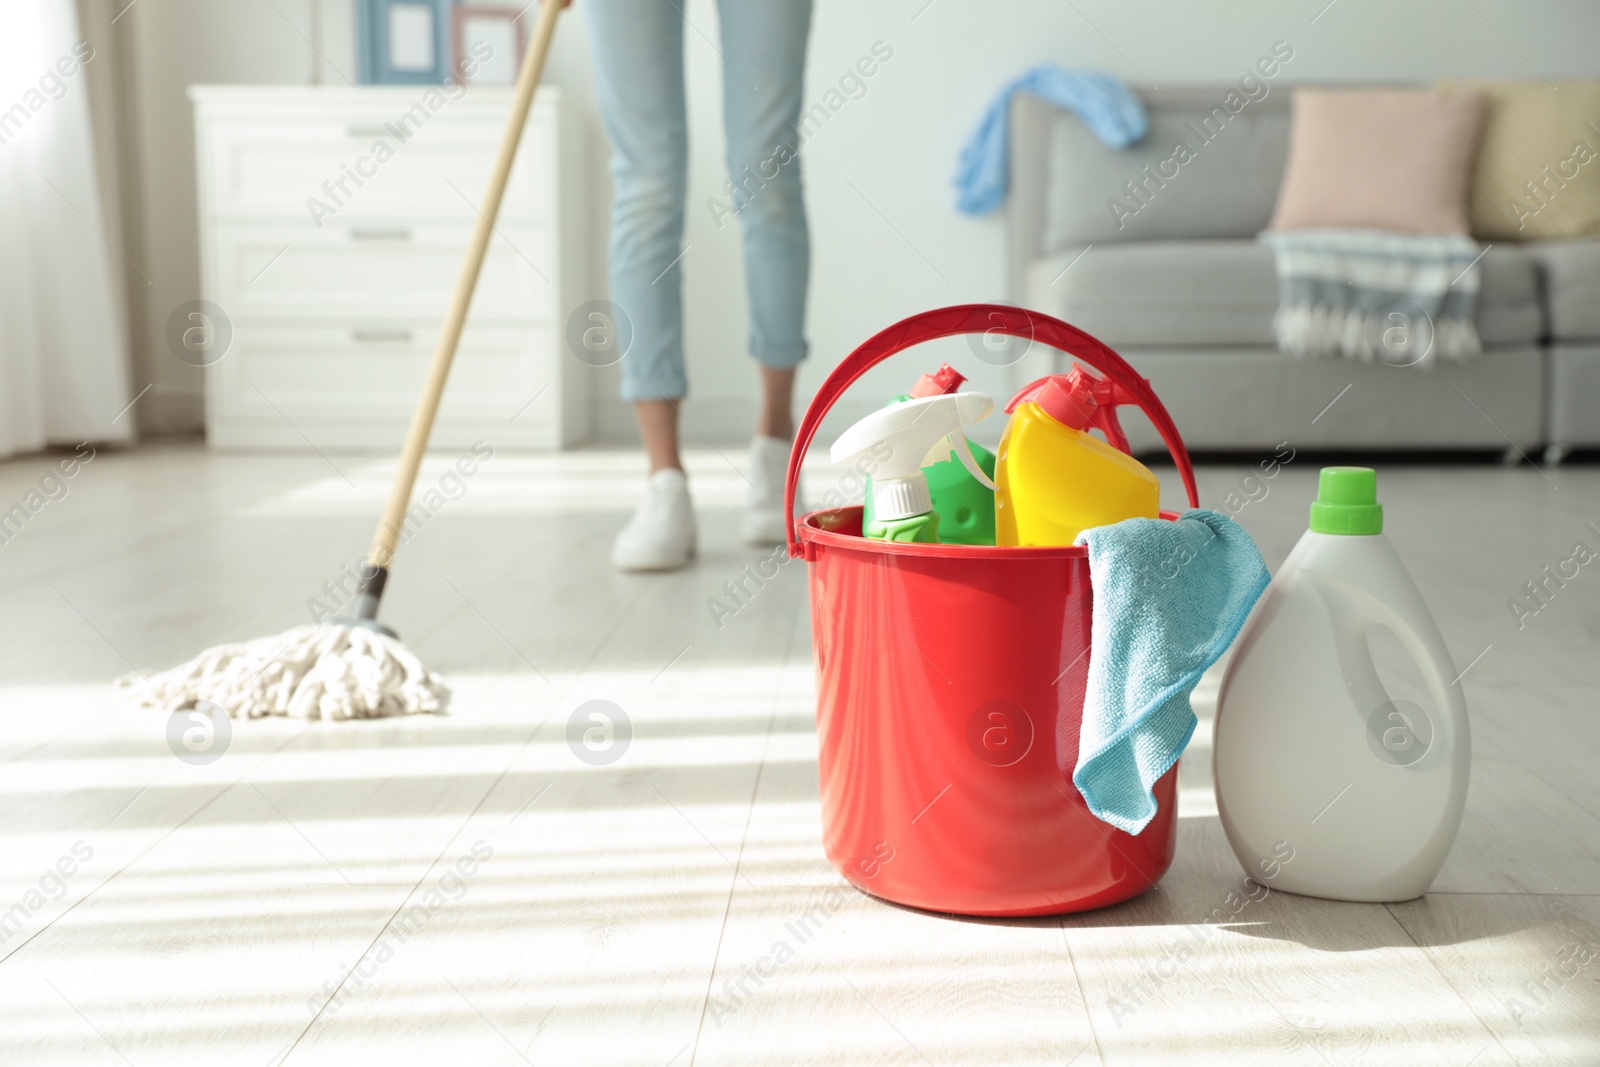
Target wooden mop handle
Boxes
[366,0,563,570]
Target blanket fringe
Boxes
[1272,303,1481,366]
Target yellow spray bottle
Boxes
[995,366,1160,546]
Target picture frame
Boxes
[356,0,452,85]
[450,5,529,87]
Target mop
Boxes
[119,0,565,721]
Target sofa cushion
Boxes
[1025,240,1543,347]
[1043,88,1291,250]
[1271,89,1486,234]
[1440,80,1600,240]
[1526,239,1600,339]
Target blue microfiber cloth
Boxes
[1072,509,1270,835]
[953,65,1147,216]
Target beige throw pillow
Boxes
[1440,80,1600,240]
[1271,89,1486,234]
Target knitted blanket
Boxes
[1259,229,1484,366]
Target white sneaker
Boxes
[741,435,799,546]
[613,468,697,572]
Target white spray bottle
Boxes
[1213,467,1470,902]
[830,392,996,543]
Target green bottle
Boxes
[861,366,998,546]
[866,511,942,543]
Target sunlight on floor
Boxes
[243,450,869,516]
[0,649,1589,1065]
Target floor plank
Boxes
[1388,893,1600,1067]
[0,445,1595,1064]
[697,889,1099,1067]
[0,879,413,1066]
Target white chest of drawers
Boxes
[190,85,589,451]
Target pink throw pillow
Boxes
[1272,89,1487,234]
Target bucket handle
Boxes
[785,304,1200,557]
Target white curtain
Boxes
[0,2,132,459]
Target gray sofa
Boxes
[1006,88,1600,461]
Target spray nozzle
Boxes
[830,391,995,522]
[1006,365,1137,454]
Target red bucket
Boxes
[785,305,1200,917]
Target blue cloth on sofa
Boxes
[1072,509,1269,835]
[954,65,1147,216]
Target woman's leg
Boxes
[584,0,689,471]
[757,365,796,441]
[717,0,812,545]
[715,0,814,438]
[587,2,696,569]
[634,399,681,473]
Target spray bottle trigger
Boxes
[952,432,998,491]
[919,427,997,491]
[1074,365,1137,455]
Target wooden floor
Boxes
[0,441,1596,1065]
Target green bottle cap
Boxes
[1309,467,1383,535]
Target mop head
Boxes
[118,623,450,721]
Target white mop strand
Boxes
[117,624,450,721]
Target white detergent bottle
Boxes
[1213,467,1470,902]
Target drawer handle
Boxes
[352,328,414,343]
[347,124,390,138]
[350,227,412,241]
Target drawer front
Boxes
[212,225,553,322]
[211,324,559,427]
[201,101,555,222]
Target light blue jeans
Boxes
[585,0,813,401]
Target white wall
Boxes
[105,0,1600,444]
[94,0,334,433]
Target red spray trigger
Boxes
[909,364,967,398]
[1004,365,1137,454]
